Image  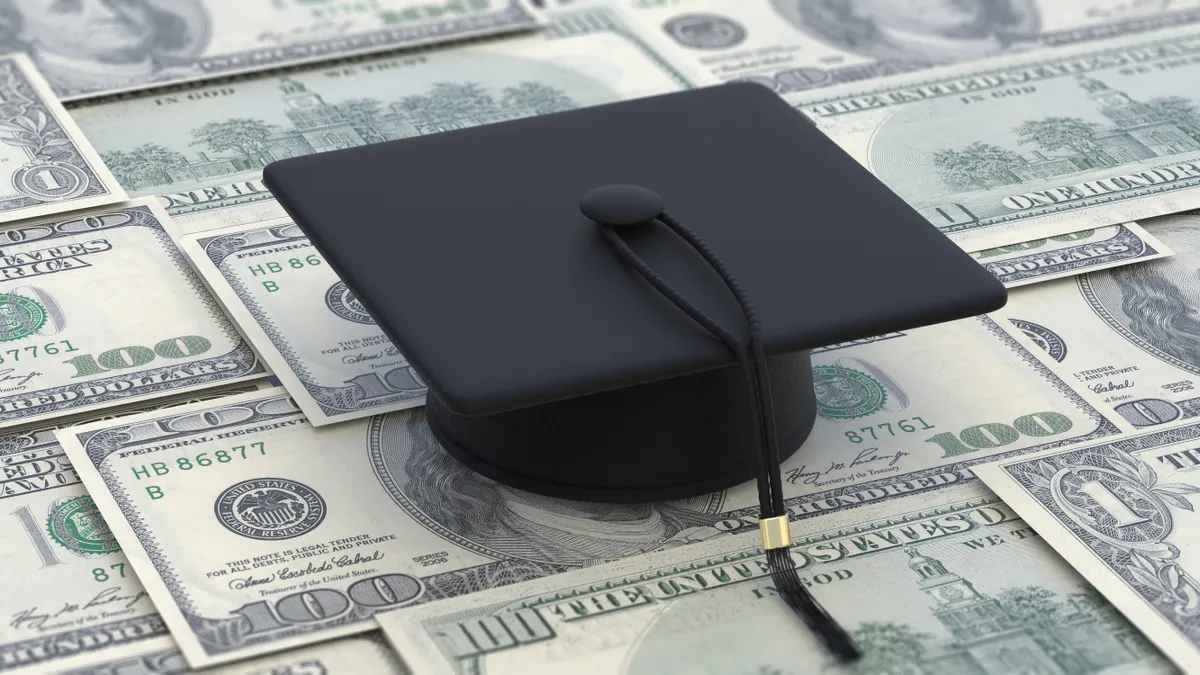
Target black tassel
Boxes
[588,188,861,663]
[767,547,861,661]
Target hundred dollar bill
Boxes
[0,382,267,675]
[14,1,539,101]
[976,420,1200,672]
[176,219,425,425]
[58,314,1127,665]
[974,221,1172,287]
[377,491,1174,675]
[618,0,1200,93]
[0,54,124,223]
[0,198,264,430]
[67,7,692,232]
[794,26,1200,252]
[998,211,1200,430]
[58,633,403,675]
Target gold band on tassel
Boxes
[760,516,791,550]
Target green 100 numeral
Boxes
[63,335,212,378]
[345,365,425,399]
[925,411,1073,458]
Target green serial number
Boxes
[132,442,265,481]
[0,339,78,363]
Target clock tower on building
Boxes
[907,547,1023,642]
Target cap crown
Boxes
[265,83,1004,416]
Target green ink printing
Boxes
[812,365,887,420]
[0,293,46,342]
[46,495,120,557]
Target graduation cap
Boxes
[263,82,1005,660]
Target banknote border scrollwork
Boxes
[58,1,541,100]
[719,316,1123,529]
[198,226,423,418]
[117,7,695,221]
[0,614,168,672]
[1039,9,1200,48]
[981,225,1155,285]
[421,496,1012,666]
[0,205,265,423]
[76,395,350,657]
[190,2,539,79]
[797,32,1200,232]
[74,395,460,657]
[1000,434,1200,643]
[0,57,110,208]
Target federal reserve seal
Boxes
[215,478,326,540]
[0,293,47,341]
[663,14,747,50]
[812,364,887,420]
[46,495,120,557]
[325,281,375,324]
[1008,318,1067,362]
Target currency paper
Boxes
[977,420,1200,673]
[0,382,266,675]
[57,633,403,675]
[0,54,124,223]
[0,199,264,430]
[176,219,425,425]
[59,315,1125,666]
[617,0,1200,93]
[794,26,1200,252]
[68,7,692,232]
[23,1,539,101]
[973,222,1172,287]
[998,212,1200,430]
[378,491,1174,675]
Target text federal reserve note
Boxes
[794,27,1200,252]
[177,219,425,425]
[377,493,1174,675]
[0,54,123,223]
[977,420,1200,673]
[998,212,1200,430]
[68,8,691,232]
[59,315,1123,666]
[973,222,1172,287]
[0,199,263,429]
[57,633,403,675]
[16,0,539,101]
[618,0,1200,93]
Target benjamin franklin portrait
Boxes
[370,409,721,567]
[0,0,210,95]
[772,0,1040,65]
[1089,223,1200,369]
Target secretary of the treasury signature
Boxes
[785,447,910,486]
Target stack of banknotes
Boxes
[0,0,1199,673]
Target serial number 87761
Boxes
[131,442,266,481]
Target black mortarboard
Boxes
[263,82,1005,659]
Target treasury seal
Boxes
[46,495,120,557]
[325,281,375,324]
[812,364,887,420]
[0,293,47,341]
[215,478,326,541]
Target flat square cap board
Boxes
[264,82,1005,502]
